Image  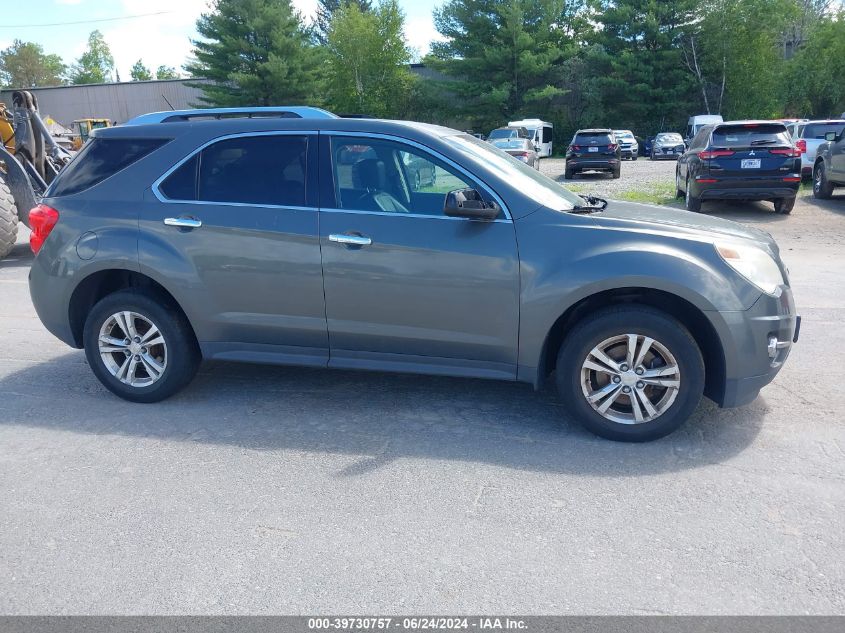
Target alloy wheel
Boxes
[98,311,168,387]
[580,333,680,424]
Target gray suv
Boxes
[28,107,799,442]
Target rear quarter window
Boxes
[50,138,168,197]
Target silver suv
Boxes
[28,107,799,442]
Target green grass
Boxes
[616,182,679,206]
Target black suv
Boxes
[676,121,801,214]
[565,129,621,179]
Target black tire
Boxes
[555,305,705,442]
[650,152,656,161]
[632,155,638,161]
[612,165,621,179]
[675,169,684,199]
[83,290,200,403]
[685,177,702,212]
[565,165,576,180]
[774,197,795,214]
[813,162,834,200]
[0,175,19,260]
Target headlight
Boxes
[715,242,784,295]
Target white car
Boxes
[788,119,845,180]
[612,130,638,160]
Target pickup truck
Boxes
[814,130,845,199]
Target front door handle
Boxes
[329,233,372,246]
[164,217,202,229]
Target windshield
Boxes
[656,133,683,143]
[614,131,634,139]
[445,134,583,212]
[488,129,516,140]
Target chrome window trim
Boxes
[327,131,513,221]
[151,130,317,208]
[320,208,511,224]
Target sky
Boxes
[0,0,446,80]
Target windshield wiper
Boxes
[571,194,608,214]
[750,139,778,145]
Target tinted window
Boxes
[574,132,612,144]
[159,154,198,200]
[711,124,790,148]
[160,135,308,205]
[331,136,476,217]
[690,127,711,150]
[197,135,307,206]
[51,138,167,197]
[542,127,553,143]
[802,122,845,139]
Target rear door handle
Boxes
[329,234,372,246]
[164,217,202,229]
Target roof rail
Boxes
[124,106,338,126]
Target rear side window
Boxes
[574,132,612,144]
[158,135,308,207]
[802,122,845,139]
[50,138,167,197]
[542,127,552,143]
[711,124,790,148]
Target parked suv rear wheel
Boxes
[556,306,704,442]
[685,177,702,212]
[84,290,200,403]
[774,197,795,214]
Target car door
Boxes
[318,133,520,380]
[833,135,845,178]
[141,131,329,364]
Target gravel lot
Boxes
[541,156,678,199]
[1,163,844,614]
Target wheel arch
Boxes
[535,287,726,405]
[68,268,196,348]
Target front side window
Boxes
[802,122,845,140]
[159,134,308,207]
[330,136,477,217]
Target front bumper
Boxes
[715,286,799,407]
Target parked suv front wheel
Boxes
[83,290,200,403]
[556,306,705,442]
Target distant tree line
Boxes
[2,0,843,144]
[0,29,181,88]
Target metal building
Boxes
[0,78,214,127]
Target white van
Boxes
[508,119,553,157]
[685,114,723,143]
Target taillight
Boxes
[769,147,802,157]
[29,204,60,254]
[699,149,736,160]
[608,144,618,151]
[796,139,807,154]
[570,145,581,151]
[515,152,530,158]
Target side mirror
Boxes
[444,188,500,221]
[825,131,838,142]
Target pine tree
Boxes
[185,0,320,107]
[314,0,373,43]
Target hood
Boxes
[590,200,777,252]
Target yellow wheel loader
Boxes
[0,91,72,259]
